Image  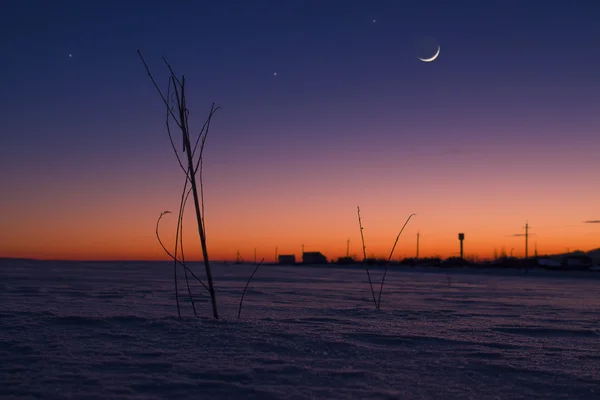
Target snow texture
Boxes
[1,260,599,399]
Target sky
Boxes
[1,0,599,261]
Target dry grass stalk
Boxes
[139,50,219,319]
[237,258,265,319]
[357,206,378,309]
[376,213,416,309]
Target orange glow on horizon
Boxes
[2,147,599,262]
[2,208,598,262]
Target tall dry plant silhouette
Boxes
[377,213,416,309]
[138,50,219,319]
[357,206,415,310]
[357,206,378,309]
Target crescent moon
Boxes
[418,45,440,62]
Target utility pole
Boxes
[525,221,529,259]
[416,232,420,259]
[346,239,350,258]
[254,247,256,263]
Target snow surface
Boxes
[1,260,600,399]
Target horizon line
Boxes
[2,248,598,264]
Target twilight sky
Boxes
[1,0,599,261]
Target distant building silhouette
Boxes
[278,255,296,265]
[302,251,327,264]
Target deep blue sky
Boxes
[2,0,599,159]
[1,0,599,259]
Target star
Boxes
[273,72,277,76]
[372,19,376,23]
[68,53,73,58]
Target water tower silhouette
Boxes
[458,233,465,260]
